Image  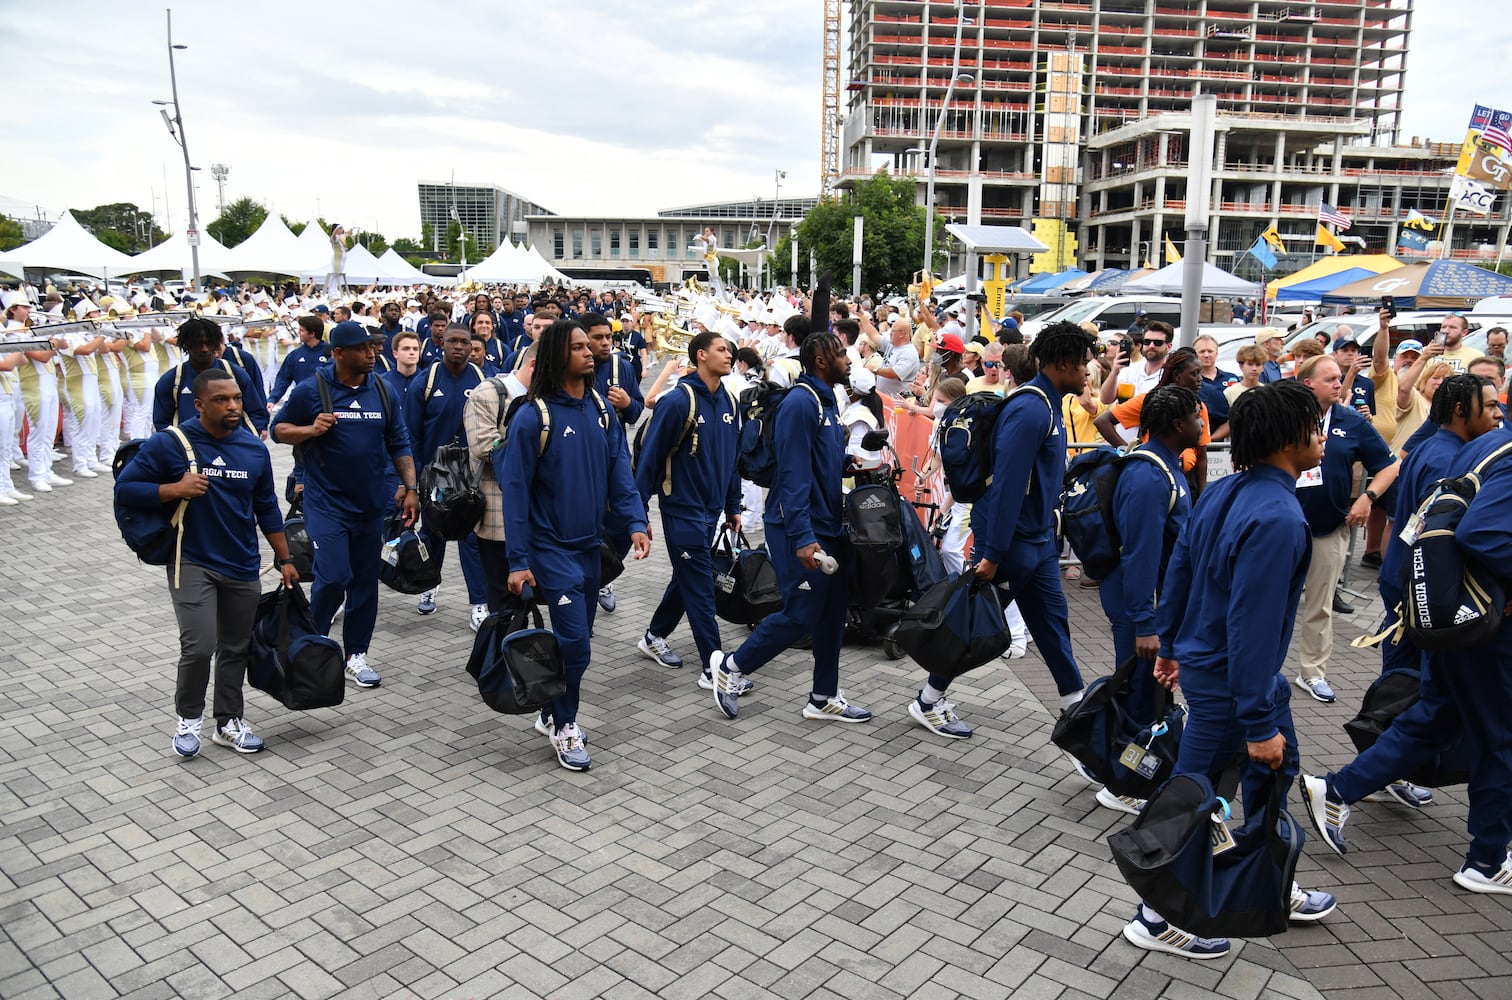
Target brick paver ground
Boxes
[1,445,1507,999]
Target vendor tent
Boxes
[125,228,235,277]
[464,241,539,283]
[1319,260,1512,309]
[1017,269,1086,293]
[1266,254,1401,297]
[6,211,137,277]
[1120,260,1261,297]
[294,221,341,277]
[1272,267,1379,302]
[335,243,399,284]
[218,214,306,274]
[376,249,439,285]
[524,245,571,283]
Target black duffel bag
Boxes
[712,528,784,625]
[283,495,316,583]
[419,443,484,541]
[379,511,443,594]
[247,583,345,711]
[599,539,626,587]
[1052,657,1187,799]
[1343,668,1470,787]
[892,571,1010,679]
[466,591,567,714]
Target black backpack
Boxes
[378,510,443,594]
[712,528,785,625]
[1060,447,1179,582]
[247,584,346,711]
[283,495,315,583]
[937,386,1053,503]
[1401,441,1512,650]
[466,594,567,714]
[419,442,485,541]
[845,483,906,608]
[736,381,822,487]
[111,427,196,580]
[1343,669,1470,787]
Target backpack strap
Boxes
[422,362,439,405]
[163,425,197,589]
[1124,449,1180,515]
[661,382,700,496]
[534,398,552,457]
[1469,440,1512,485]
[373,373,392,424]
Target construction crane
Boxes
[821,0,841,195]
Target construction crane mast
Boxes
[821,0,842,195]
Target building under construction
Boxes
[837,1,1512,274]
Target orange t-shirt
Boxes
[1109,394,1210,472]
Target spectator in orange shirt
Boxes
[1093,347,1210,497]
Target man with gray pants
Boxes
[116,368,299,757]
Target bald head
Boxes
[890,317,912,346]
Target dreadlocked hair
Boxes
[1229,380,1322,472]
[799,331,845,373]
[1429,373,1494,426]
[528,318,587,401]
[1030,320,1097,371]
[1159,347,1200,387]
[1140,384,1200,438]
[176,316,224,351]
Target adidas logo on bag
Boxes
[679,551,692,560]
[857,494,888,511]
[1453,604,1480,625]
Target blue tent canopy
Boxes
[1084,268,1132,292]
[1017,269,1087,293]
[1273,267,1376,302]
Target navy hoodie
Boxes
[499,389,647,572]
[767,373,845,547]
[634,374,741,521]
[152,359,270,434]
[116,417,283,581]
[594,353,645,425]
[270,342,331,403]
[273,367,412,519]
[1157,465,1311,743]
[978,372,1064,561]
[1106,438,1191,635]
[405,361,484,464]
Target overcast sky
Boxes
[4,1,1499,241]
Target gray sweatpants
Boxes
[168,560,260,724]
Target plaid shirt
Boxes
[463,375,522,541]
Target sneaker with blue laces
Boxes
[172,717,201,758]
[698,668,753,694]
[907,696,973,739]
[535,712,588,744]
[1301,773,1349,857]
[210,718,265,754]
[1363,780,1433,808]
[1296,674,1336,703]
[710,650,742,719]
[552,723,591,772]
[1453,852,1512,895]
[802,692,872,723]
[345,653,382,688]
[1289,883,1337,922]
[1121,909,1229,960]
[638,632,683,668]
[416,588,437,615]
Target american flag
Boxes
[1319,203,1352,230]
[1481,109,1512,151]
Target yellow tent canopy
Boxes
[1266,255,1402,297]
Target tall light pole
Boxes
[924,5,972,281]
[154,8,199,288]
[766,169,786,248]
[211,163,229,214]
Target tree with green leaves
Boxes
[392,237,424,255]
[280,214,306,236]
[443,221,481,263]
[770,171,945,295]
[0,216,23,251]
[354,230,388,254]
[70,202,167,253]
[207,197,268,247]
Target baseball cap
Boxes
[1332,336,1361,351]
[849,366,876,395]
[329,320,374,348]
[1395,339,1424,358]
[313,304,330,314]
[1256,326,1286,345]
[935,332,966,355]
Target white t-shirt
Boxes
[877,342,921,398]
[1112,362,1165,443]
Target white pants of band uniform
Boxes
[60,373,102,472]
[1298,522,1350,681]
[941,502,1028,646]
[6,391,22,466]
[26,369,59,483]
[121,381,153,441]
[0,389,16,493]
[97,361,123,463]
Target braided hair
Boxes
[1229,380,1322,471]
[176,316,224,351]
[1159,347,1200,387]
[1429,373,1494,426]
[528,317,587,401]
[799,331,845,373]
[1031,320,1097,370]
[1140,384,1200,437]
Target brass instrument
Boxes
[647,309,695,355]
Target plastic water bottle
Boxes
[814,549,838,575]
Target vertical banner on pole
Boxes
[791,236,799,287]
[853,216,864,294]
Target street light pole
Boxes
[162,8,199,288]
[924,4,968,282]
[766,169,786,249]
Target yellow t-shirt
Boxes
[964,375,1007,396]
[1062,393,1106,462]
[1369,366,1400,446]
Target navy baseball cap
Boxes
[329,321,373,348]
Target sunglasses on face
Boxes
[983,361,1001,369]
[1143,338,1167,347]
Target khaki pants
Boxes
[1299,523,1351,680]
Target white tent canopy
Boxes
[376,249,431,284]
[334,243,397,285]
[219,214,307,274]
[1119,260,1261,297]
[524,244,570,284]
[125,228,235,276]
[7,210,137,277]
[465,241,540,283]
[294,220,340,277]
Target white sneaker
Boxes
[5,489,32,501]
[45,474,72,487]
[469,603,489,632]
[29,479,53,493]
[1004,642,1027,660]
[1453,853,1512,895]
[1096,787,1146,816]
[0,494,16,506]
[345,652,382,688]
[72,467,98,479]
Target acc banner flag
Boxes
[1246,236,1277,269]
[1405,208,1437,230]
[1451,174,1497,215]
[1316,224,1346,253]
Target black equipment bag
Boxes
[898,493,947,597]
[466,592,567,714]
[247,584,345,711]
[599,540,626,587]
[419,443,485,541]
[712,528,784,625]
[378,510,443,594]
[283,494,315,583]
[845,483,906,609]
[1110,771,1303,940]
[892,571,1011,679]
[1343,668,1470,787]
[1052,657,1187,798]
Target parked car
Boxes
[1021,296,1184,339]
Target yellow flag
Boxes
[1316,224,1345,253]
[1261,225,1286,254]
[1164,234,1181,263]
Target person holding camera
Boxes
[1099,320,1171,411]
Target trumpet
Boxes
[647,310,695,356]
